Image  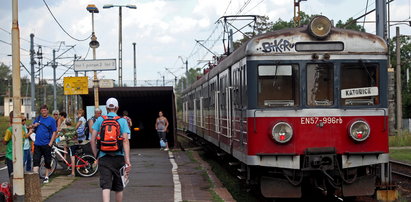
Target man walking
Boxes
[91,98,131,202]
[32,105,57,183]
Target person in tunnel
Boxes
[155,111,169,151]
[122,110,132,140]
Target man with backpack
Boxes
[90,98,131,202]
[32,105,57,183]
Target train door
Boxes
[219,69,232,153]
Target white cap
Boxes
[106,97,119,109]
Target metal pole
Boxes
[92,11,99,108]
[52,49,57,111]
[396,27,402,130]
[118,7,123,86]
[11,0,25,197]
[30,33,36,119]
[133,42,136,87]
[185,60,188,87]
[376,0,387,40]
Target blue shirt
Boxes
[92,112,130,158]
[34,116,57,146]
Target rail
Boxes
[390,160,411,180]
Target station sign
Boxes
[64,76,89,95]
[74,59,116,71]
[88,79,114,88]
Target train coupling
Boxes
[302,147,336,171]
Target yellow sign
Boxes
[64,77,89,95]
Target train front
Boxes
[245,16,389,198]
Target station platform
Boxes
[44,148,234,202]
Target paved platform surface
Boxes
[44,148,232,202]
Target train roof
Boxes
[182,26,387,94]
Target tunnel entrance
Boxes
[81,87,176,148]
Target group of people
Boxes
[3,97,171,202]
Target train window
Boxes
[307,63,334,106]
[341,63,379,106]
[257,64,299,107]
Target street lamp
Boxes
[103,4,137,87]
[87,4,100,108]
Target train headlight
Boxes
[272,122,293,143]
[349,120,370,142]
[308,16,332,39]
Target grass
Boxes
[198,151,261,202]
[389,148,411,163]
[389,130,411,147]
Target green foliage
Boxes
[175,68,202,112]
[335,17,366,32]
[390,35,411,118]
[0,63,66,113]
[389,149,411,164]
[389,130,411,147]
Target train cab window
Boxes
[307,63,334,106]
[341,63,379,106]
[257,64,299,107]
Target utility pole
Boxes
[30,33,36,119]
[11,0,24,198]
[396,27,402,130]
[133,42,137,86]
[376,0,388,40]
[165,68,178,88]
[179,56,188,89]
[52,49,57,111]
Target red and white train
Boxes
[181,16,390,199]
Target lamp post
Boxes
[103,4,137,87]
[87,4,100,108]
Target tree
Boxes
[390,35,411,118]
[0,63,12,102]
[335,17,365,32]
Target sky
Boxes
[0,0,410,86]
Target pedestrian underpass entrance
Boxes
[81,87,176,148]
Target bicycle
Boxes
[39,144,98,178]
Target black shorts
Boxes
[33,145,52,169]
[157,131,167,142]
[69,145,81,157]
[99,155,125,191]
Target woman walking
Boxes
[155,111,169,151]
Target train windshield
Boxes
[307,63,334,106]
[340,63,379,106]
[257,64,299,107]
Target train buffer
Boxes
[44,148,234,202]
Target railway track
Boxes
[390,160,411,180]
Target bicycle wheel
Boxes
[75,154,98,177]
[39,156,57,178]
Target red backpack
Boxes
[97,116,123,153]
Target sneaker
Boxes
[43,177,49,184]
[160,148,164,151]
[164,148,169,151]
[67,174,75,177]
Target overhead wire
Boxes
[42,0,91,42]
